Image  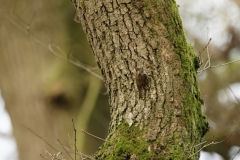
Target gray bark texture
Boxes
[71,0,209,159]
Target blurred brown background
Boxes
[0,0,240,160]
[0,0,109,160]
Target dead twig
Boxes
[20,124,58,152]
[40,149,66,160]
[78,129,112,144]
[0,10,102,80]
[197,36,240,75]
[188,121,240,158]
[57,138,74,160]
[72,119,77,160]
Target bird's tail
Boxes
[139,89,143,99]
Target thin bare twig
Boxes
[72,119,111,144]
[210,59,240,68]
[188,121,240,158]
[72,119,77,160]
[198,59,240,75]
[20,124,58,152]
[197,33,240,75]
[55,142,94,160]
[199,38,212,59]
[57,138,74,160]
[0,10,102,80]
[183,140,208,158]
[48,44,103,80]
[78,129,112,143]
[41,149,66,160]
[197,38,212,75]
[40,154,48,159]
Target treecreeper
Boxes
[136,68,148,99]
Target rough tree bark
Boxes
[71,0,208,159]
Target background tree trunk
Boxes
[71,0,208,159]
[0,1,109,159]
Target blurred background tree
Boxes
[0,0,240,159]
[0,0,109,160]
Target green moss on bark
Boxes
[161,0,209,140]
[144,0,209,158]
[95,123,154,159]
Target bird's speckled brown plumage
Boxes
[136,68,148,99]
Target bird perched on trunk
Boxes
[136,68,148,99]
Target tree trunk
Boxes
[71,0,208,159]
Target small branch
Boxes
[188,121,240,158]
[210,59,240,68]
[1,10,103,80]
[197,59,240,75]
[20,124,58,152]
[40,154,48,159]
[41,149,66,160]
[197,37,212,75]
[57,138,74,160]
[78,129,112,143]
[54,142,94,160]
[197,35,240,75]
[199,38,212,58]
[49,44,103,80]
[72,119,77,160]
[72,119,111,145]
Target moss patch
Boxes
[95,123,154,159]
